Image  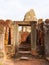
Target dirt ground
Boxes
[0,58,49,65]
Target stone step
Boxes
[18,51,31,54]
[19,56,29,60]
[15,51,33,59]
[19,46,31,49]
[19,47,31,51]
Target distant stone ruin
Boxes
[23,9,37,21]
[0,9,49,60]
[23,9,37,32]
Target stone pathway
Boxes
[0,58,49,65]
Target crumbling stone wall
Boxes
[24,9,37,21]
[44,19,49,57]
[4,20,15,58]
[23,9,37,32]
[0,25,6,58]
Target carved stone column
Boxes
[31,21,37,55]
[14,24,20,53]
[44,23,49,57]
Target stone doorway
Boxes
[15,23,32,60]
[14,21,38,60]
[18,26,31,51]
[15,21,46,60]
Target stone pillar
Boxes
[44,22,49,57]
[9,24,15,55]
[0,26,6,58]
[4,23,16,58]
[14,24,20,53]
[31,21,37,55]
[4,27,9,45]
[11,24,15,46]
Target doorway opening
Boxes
[18,26,31,51]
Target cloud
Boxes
[0,0,49,20]
[0,0,24,20]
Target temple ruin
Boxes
[0,9,49,60]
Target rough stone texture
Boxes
[5,20,13,27]
[10,24,15,46]
[0,25,6,57]
[45,19,49,23]
[23,9,37,21]
[5,45,15,58]
[0,20,17,58]
[44,23,49,57]
[4,27,9,45]
[4,28,15,58]
[38,19,43,24]
[23,9,37,32]
[31,22,37,55]
[20,32,29,43]
[4,20,15,58]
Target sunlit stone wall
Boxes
[4,20,15,58]
[23,9,37,32]
[0,25,6,58]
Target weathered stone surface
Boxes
[23,9,37,21]
[44,23,49,57]
[0,19,4,23]
[4,20,15,58]
[38,19,43,24]
[6,19,13,27]
[5,45,15,58]
[31,22,37,55]
[0,25,5,34]
[20,32,29,43]
[4,27,9,45]
[45,19,49,23]
[0,26,6,58]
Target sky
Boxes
[0,0,49,21]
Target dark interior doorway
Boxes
[18,26,31,51]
